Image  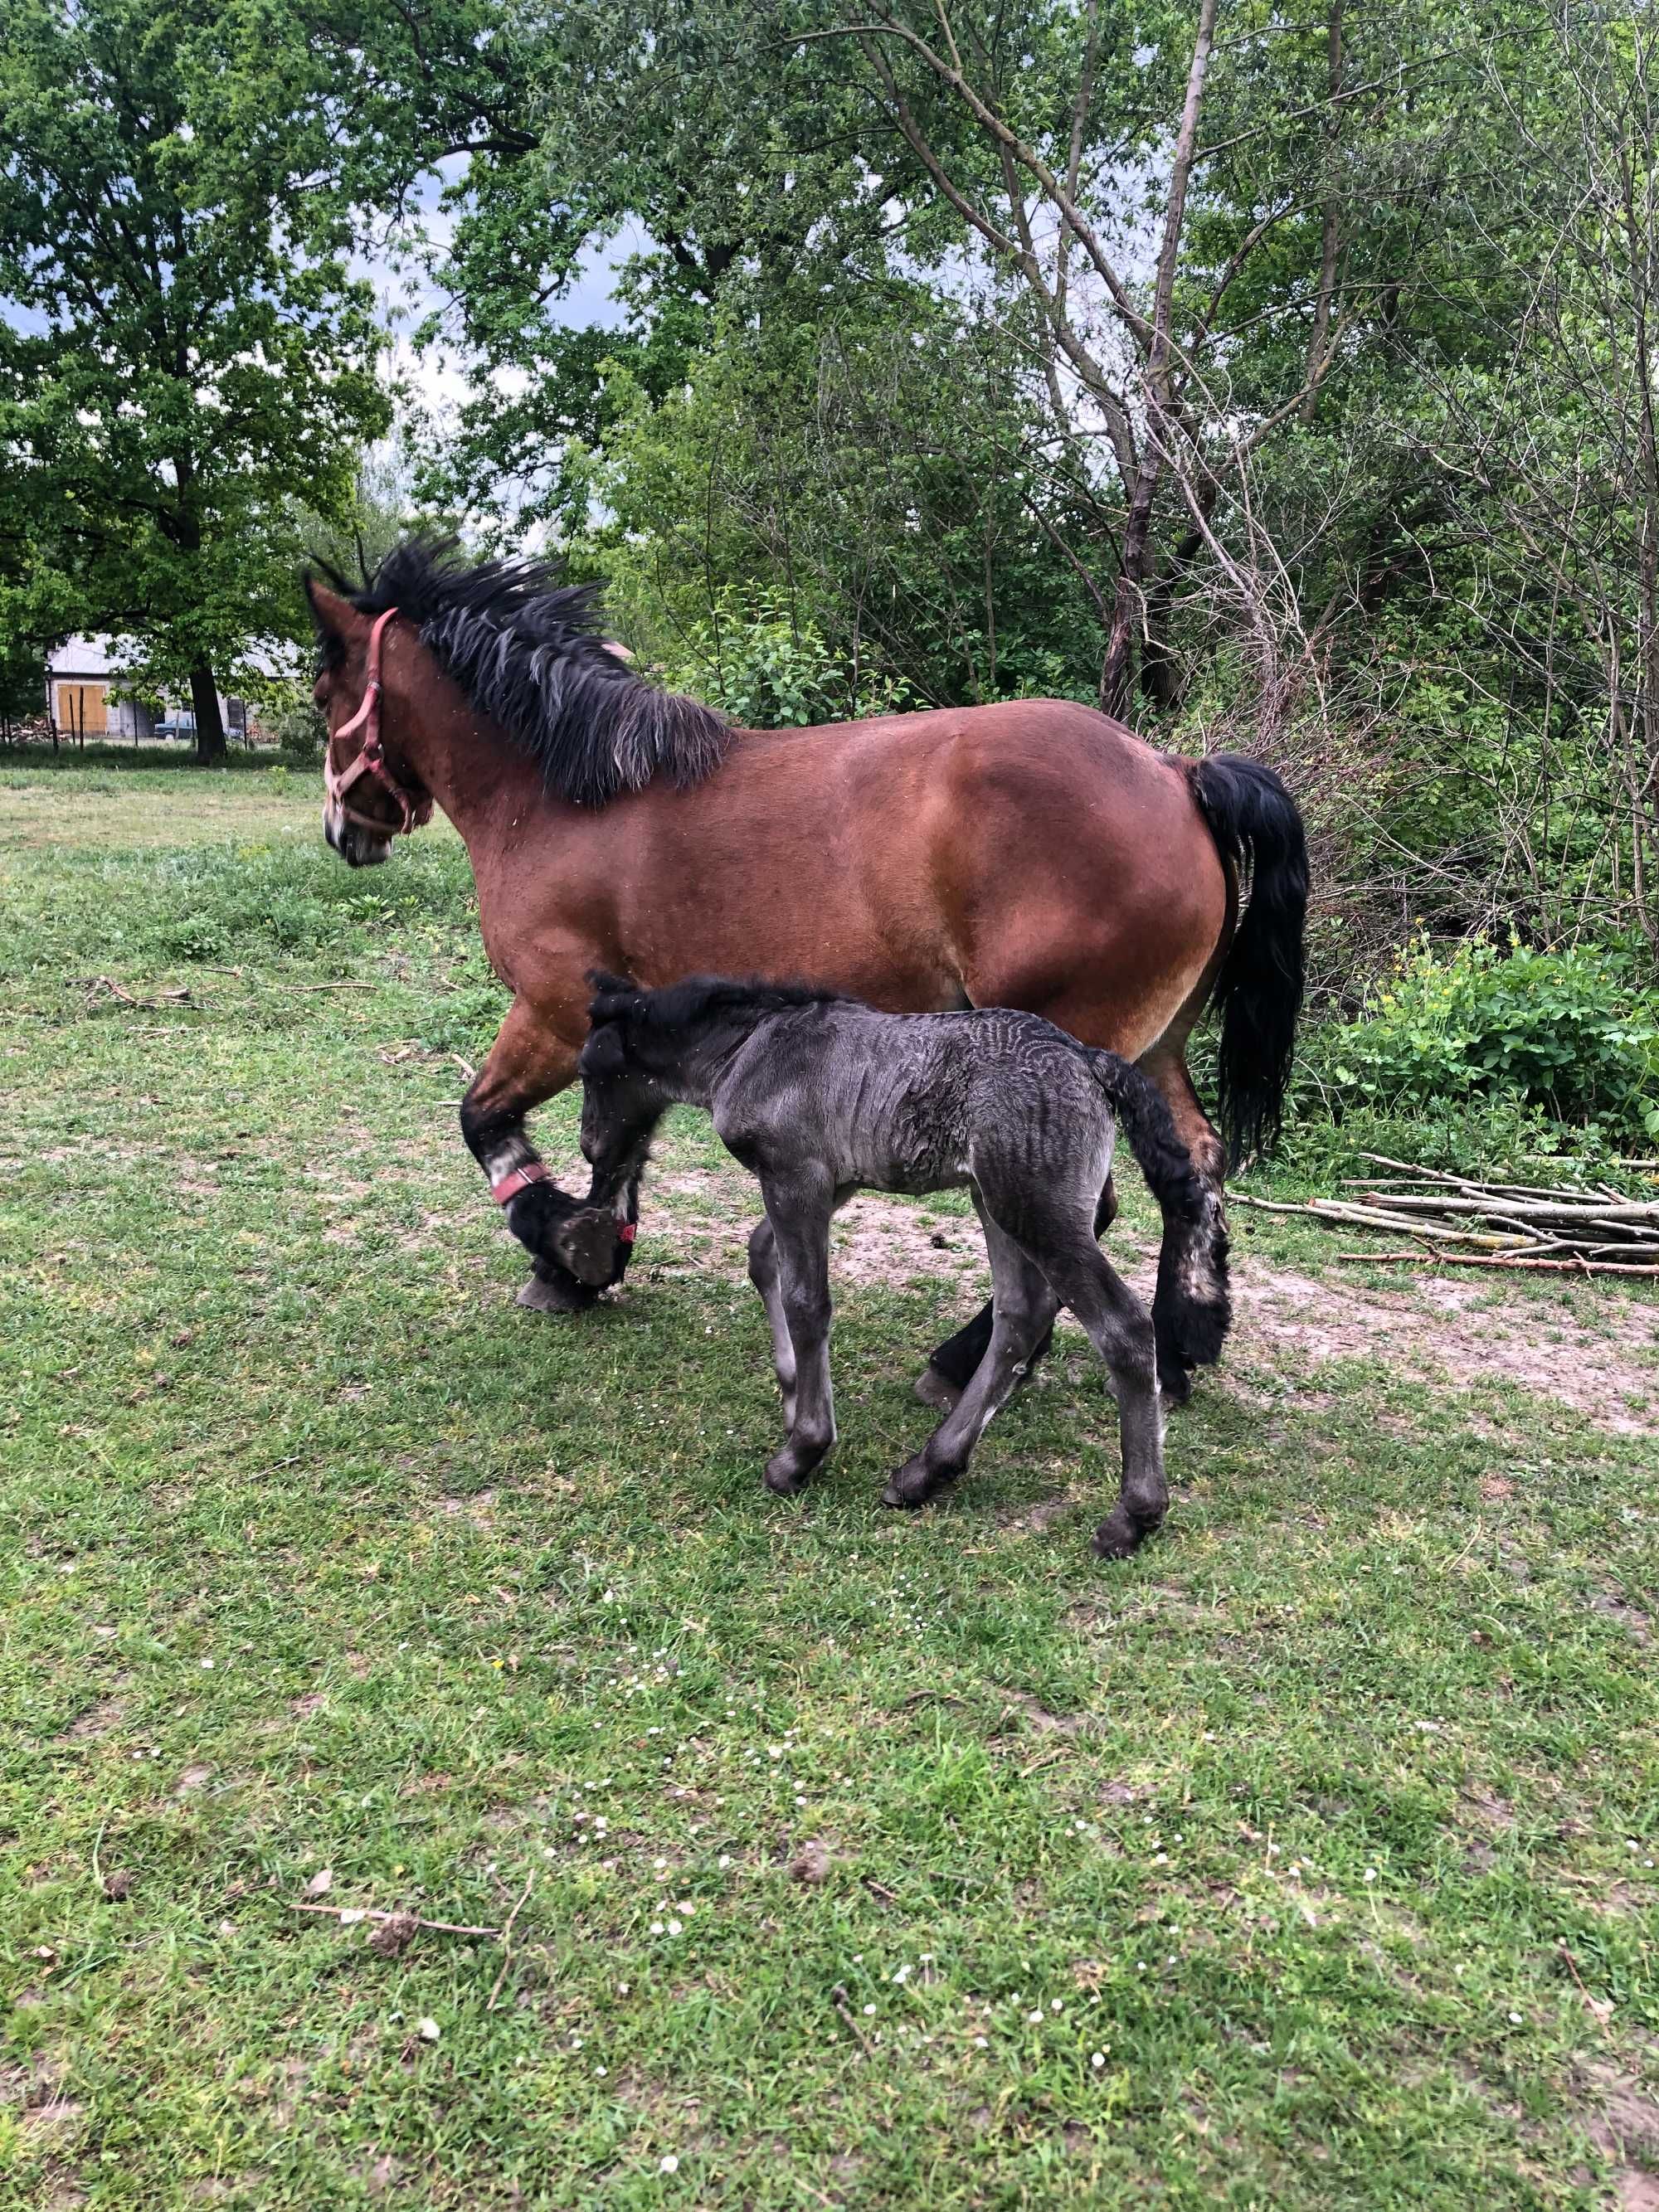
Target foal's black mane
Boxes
[311,536,731,809]
[588,972,851,1040]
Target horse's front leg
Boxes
[460,997,617,1313]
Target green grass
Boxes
[2,764,1657,2209]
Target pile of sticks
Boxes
[1234,1153,1659,1276]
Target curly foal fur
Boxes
[569,975,1230,1558]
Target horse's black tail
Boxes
[1188,753,1309,1164]
[1087,1051,1232,1401]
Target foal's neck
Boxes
[656,1011,773,1105]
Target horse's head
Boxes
[305,577,431,868]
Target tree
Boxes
[0,0,390,761]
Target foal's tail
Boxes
[1087,1051,1232,1401]
[1188,752,1309,1164]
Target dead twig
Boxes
[289,1898,503,1938]
[486,1872,535,2011]
[831,1982,876,2054]
[1332,1251,1659,1276]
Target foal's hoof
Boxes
[552,1206,624,1288]
[913,1364,962,1414]
[881,1456,955,1510]
[516,1268,598,1315]
[764,1457,814,1497]
[1092,1507,1164,1561]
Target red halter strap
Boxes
[323,607,433,837]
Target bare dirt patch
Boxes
[635,1163,1656,1432]
[1229,1262,1657,1434]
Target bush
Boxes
[650,589,913,728]
[268,693,327,766]
[1304,938,1659,1142]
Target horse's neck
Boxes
[407,713,550,857]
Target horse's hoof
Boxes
[516,1271,597,1315]
[1158,1361,1194,1407]
[913,1364,961,1414]
[764,1459,812,1497]
[552,1207,623,1288]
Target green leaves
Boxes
[1306,938,1659,1139]
[0,0,390,718]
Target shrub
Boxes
[1305,938,1659,1142]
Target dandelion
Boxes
[1092,2053,1106,2069]
[659,2153,679,2174]
[1028,2010,1044,2024]
[1363,1868,1377,1884]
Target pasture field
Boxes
[2,760,1657,2210]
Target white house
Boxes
[46,638,247,741]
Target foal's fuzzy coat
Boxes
[566,976,1230,1558]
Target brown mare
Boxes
[308,540,1306,1403]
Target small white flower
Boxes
[650,1920,664,1934]
[974,2035,988,2048]
[1028,2009,1044,2023]
[1508,2010,1522,2024]
[666,1919,683,1936]
[864,2003,876,2016]
[618,1982,630,1994]
[659,2153,679,2173]
[1050,2000,1063,2013]
[1363,1868,1377,1884]
[417,2017,440,2043]
[1091,2052,1106,2069]
[199,1657,214,1670]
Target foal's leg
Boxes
[884,1207,1058,1510]
[460,996,610,1313]
[915,1183,1110,1411]
[1034,1235,1168,1559]
[756,1171,839,1497]
[747,1216,797,1429]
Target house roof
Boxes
[48,635,126,678]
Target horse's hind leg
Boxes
[885,1209,1058,1510]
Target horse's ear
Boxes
[304,575,367,649]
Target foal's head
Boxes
[577,979,674,1200]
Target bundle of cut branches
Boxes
[1233,1154,1659,1276]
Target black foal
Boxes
[559,975,1229,1558]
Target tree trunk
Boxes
[191,665,226,764]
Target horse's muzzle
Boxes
[323,805,393,869]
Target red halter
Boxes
[323,607,433,837]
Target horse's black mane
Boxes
[587,972,851,1038]
[311,536,731,809]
